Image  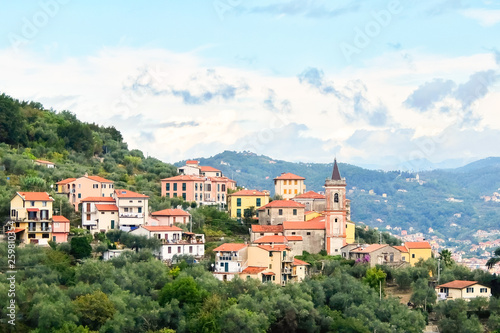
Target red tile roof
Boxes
[161,175,204,181]
[141,225,183,232]
[95,204,119,211]
[274,172,305,180]
[200,166,221,172]
[437,280,479,289]
[6,228,24,234]
[213,243,248,252]
[286,236,303,241]
[254,235,288,244]
[293,258,310,266]
[81,197,116,203]
[251,225,284,233]
[152,209,191,216]
[257,244,290,252]
[405,242,431,249]
[294,191,325,199]
[241,266,268,274]
[17,192,54,201]
[230,189,268,197]
[351,244,388,253]
[56,178,76,185]
[186,160,199,165]
[262,272,276,276]
[258,200,305,210]
[283,221,325,230]
[393,245,408,253]
[35,159,55,165]
[114,189,149,198]
[87,175,113,183]
[52,215,70,223]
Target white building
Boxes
[212,243,248,281]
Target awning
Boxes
[26,208,39,212]
[6,228,25,234]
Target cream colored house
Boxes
[81,197,118,233]
[274,172,306,200]
[114,189,149,231]
[258,200,305,225]
[436,280,491,300]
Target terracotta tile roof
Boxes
[17,192,54,201]
[52,215,70,223]
[35,159,54,165]
[274,172,305,180]
[251,225,284,233]
[115,189,149,198]
[56,178,77,185]
[213,243,247,252]
[258,200,306,210]
[393,245,408,253]
[186,160,199,164]
[81,197,116,203]
[283,221,325,230]
[405,241,431,249]
[257,244,290,252]
[254,235,288,244]
[437,280,479,289]
[294,191,325,199]
[87,175,113,183]
[351,244,388,253]
[262,272,276,276]
[293,258,310,266]
[241,266,267,274]
[286,236,303,241]
[95,204,119,211]
[152,209,191,216]
[230,189,268,196]
[200,166,221,172]
[161,175,204,181]
[141,225,183,232]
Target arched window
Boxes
[334,193,339,203]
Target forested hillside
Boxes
[185,151,500,249]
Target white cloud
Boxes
[462,9,500,26]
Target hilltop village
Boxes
[9,158,491,289]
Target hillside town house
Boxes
[8,192,69,245]
[56,174,114,211]
[228,189,270,219]
[341,244,403,267]
[292,191,326,212]
[436,280,491,301]
[150,208,191,226]
[213,243,249,281]
[274,172,306,200]
[258,200,306,225]
[34,159,55,168]
[404,241,433,266]
[131,225,205,261]
[80,189,149,233]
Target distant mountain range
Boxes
[177,151,500,251]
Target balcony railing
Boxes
[120,213,144,218]
[217,255,244,262]
[28,227,52,233]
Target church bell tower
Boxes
[325,159,348,254]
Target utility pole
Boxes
[437,258,441,284]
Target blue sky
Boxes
[1,0,499,170]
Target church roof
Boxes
[332,159,342,180]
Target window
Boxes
[189,246,193,253]
[256,198,261,206]
[334,193,339,202]
[283,190,286,195]
[166,193,170,198]
[168,247,171,254]
[31,201,35,206]
[278,209,283,215]
[129,200,133,203]
[11,209,15,217]
[412,254,415,258]
[182,193,186,200]
[294,189,297,194]
[195,193,198,200]
[28,234,35,239]
[138,207,142,213]
[237,198,242,207]
[402,256,406,261]
[195,183,198,190]
[42,201,47,207]
[480,288,487,293]
[307,232,311,235]
[269,264,272,268]
[207,184,211,191]
[173,193,177,197]
[293,209,297,215]
[78,193,81,198]
[124,208,129,212]
[178,246,181,253]
[138,200,142,203]
[222,194,225,201]
[291,232,296,235]
[217,184,220,192]
[217,194,220,201]
[200,184,203,191]
[222,184,226,191]
[335,218,338,223]
[173,183,177,191]
[182,183,186,191]
[102,184,106,188]
[466,287,474,293]
[93,184,98,189]
[166,183,170,191]
[86,203,91,211]
[86,214,91,220]
[237,209,241,218]
[101,212,105,215]
[295,180,298,185]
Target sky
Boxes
[0,0,499,170]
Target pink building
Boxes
[150,209,191,226]
[51,215,70,243]
[160,175,236,208]
[56,174,115,211]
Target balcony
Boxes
[120,213,144,218]
[282,257,293,262]
[216,255,244,262]
[28,227,52,233]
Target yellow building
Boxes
[346,221,355,244]
[9,192,54,246]
[305,211,321,221]
[405,241,432,266]
[228,189,270,219]
[274,173,306,200]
